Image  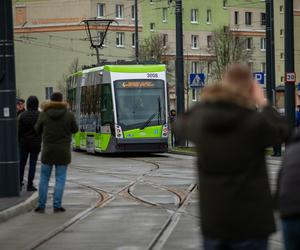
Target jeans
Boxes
[19,146,39,187]
[282,218,300,250]
[203,238,268,250]
[38,164,67,209]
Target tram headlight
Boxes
[162,124,169,138]
[115,125,123,139]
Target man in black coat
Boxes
[18,96,41,191]
[175,64,290,250]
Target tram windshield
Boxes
[114,80,166,130]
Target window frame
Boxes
[116,32,125,47]
[191,35,199,49]
[116,4,124,19]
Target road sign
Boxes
[189,73,205,88]
[253,72,265,84]
[285,72,296,83]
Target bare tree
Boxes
[139,33,169,63]
[211,28,253,80]
[57,58,80,97]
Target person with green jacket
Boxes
[34,92,78,213]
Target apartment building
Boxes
[14,0,141,102]
[140,0,266,107]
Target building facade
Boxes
[13,0,266,108]
[14,0,140,102]
[140,0,266,108]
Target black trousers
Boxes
[19,146,39,187]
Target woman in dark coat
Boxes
[18,96,41,191]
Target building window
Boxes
[207,35,212,49]
[234,11,239,25]
[280,52,284,60]
[97,3,105,17]
[191,35,199,49]
[116,5,124,19]
[163,34,168,47]
[131,5,135,20]
[261,62,266,73]
[223,0,228,8]
[98,31,106,46]
[192,88,197,102]
[280,29,284,37]
[281,76,284,82]
[246,37,252,50]
[207,62,212,74]
[168,0,173,5]
[132,33,135,47]
[207,9,212,24]
[116,32,125,47]
[191,61,199,73]
[261,13,266,26]
[150,22,155,31]
[163,8,167,22]
[280,5,284,13]
[260,37,266,50]
[45,87,53,100]
[150,0,153,4]
[191,9,198,23]
[245,12,252,25]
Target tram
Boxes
[66,64,169,153]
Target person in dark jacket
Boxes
[278,130,300,250]
[18,96,41,191]
[34,92,78,213]
[174,64,290,250]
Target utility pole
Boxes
[175,0,185,146]
[0,0,20,196]
[266,0,275,104]
[134,0,139,63]
[284,0,296,126]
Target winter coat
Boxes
[35,101,78,165]
[174,85,290,240]
[18,110,41,152]
[278,131,300,219]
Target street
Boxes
[0,152,284,250]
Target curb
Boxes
[0,192,38,223]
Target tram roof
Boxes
[103,64,166,73]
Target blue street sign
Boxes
[190,73,205,88]
[297,83,300,91]
[253,72,265,84]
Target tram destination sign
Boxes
[122,81,154,88]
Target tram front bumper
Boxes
[115,138,168,152]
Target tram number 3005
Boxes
[147,73,158,78]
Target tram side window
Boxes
[100,84,114,125]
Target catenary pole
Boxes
[266,0,275,104]
[175,0,185,146]
[135,0,139,63]
[284,0,295,126]
[0,0,20,196]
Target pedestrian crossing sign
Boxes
[189,73,205,88]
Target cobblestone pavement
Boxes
[0,152,283,250]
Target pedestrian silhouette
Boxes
[174,64,290,250]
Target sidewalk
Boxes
[0,189,38,223]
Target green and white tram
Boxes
[67,64,169,153]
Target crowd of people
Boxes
[17,64,300,250]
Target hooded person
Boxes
[174,64,290,250]
[34,92,78,213]
[18,95,41,191]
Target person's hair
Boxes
[223,64,254,90]
[16,98,25,104]
[50,92,63,102]
[26,96,39,111]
